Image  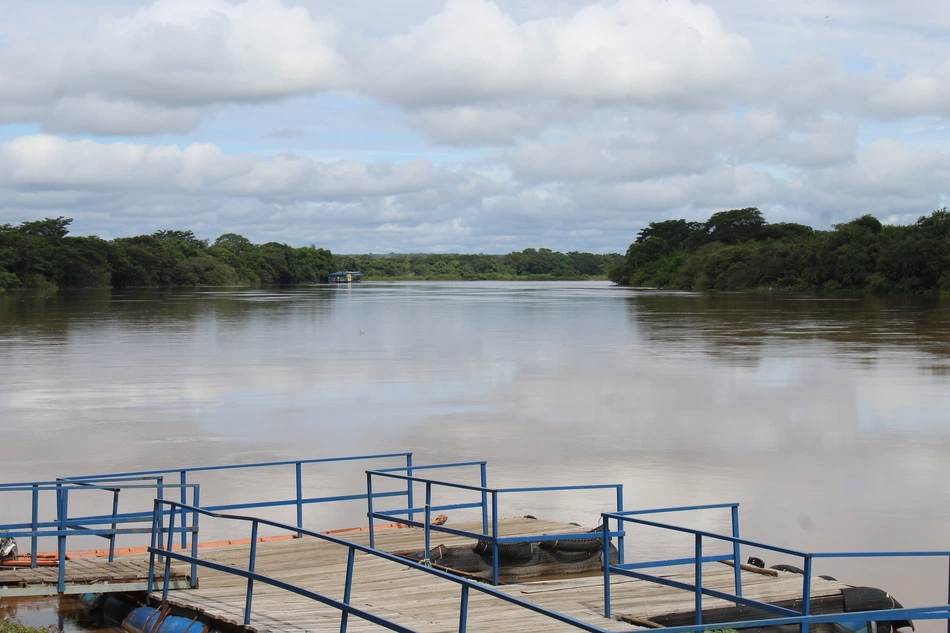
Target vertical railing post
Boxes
[603,518,612,618]
[946,555,949,633]
[366,472,375,549]
[491,491,499,586]
[179,470,188,549]
[458,584,470,633]
[109,488,119,562]
[162,505,176,602]
[190,486,200,588]
[406,454,415,523]
[801,555,813,633]
[30,484,38,569]
[615,485,625,565]
[732,504,742,599]
[295,462,304,538]
[147,500,160,595]
[694,534,703,626]
[424,482,432,563]
[340,546,355,633]
[156,476,165,553]
[244,520,258,626]
[480,463,488,535]
[57,487,68,594]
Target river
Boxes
[1,282,949,631]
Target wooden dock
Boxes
[0,555,191,597]
[144,517,851,633]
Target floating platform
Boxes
[149,518,854,633]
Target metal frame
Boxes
[0,478,198,593]
[366,467,625,585]
[601,503,950,633]
[150,499,617,633]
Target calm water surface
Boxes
[1,282,949,630]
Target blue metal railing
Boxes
[366,468,624,586]
[149,499,617,633]
[601,504,950,633]
[0,478,198,593]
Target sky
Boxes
[1,0,949,254]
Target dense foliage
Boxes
[337,250,622,280]
[0,619,49,633]
[0,218,334,289]
[0,218,620,288]
[609,208,950,293]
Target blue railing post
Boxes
[162,505,177,602]
[341,546,355,633]
[695,533,703,626]
[190,487,200,588]
[245,520,259,626]
[57,487,68,593]
[946,555,949,633]
[295,462,303,538]
[366,472,375,549]
[491,491,499,586]
[109,489,119,562]
[147,500,160,595]
[615,485,624,565]
[406,454,415,523]
[732,504,742,599]
[424,482,432,563]
[801,555,813,633]
[480,463,488,535]
[459,584,470,633]
[31,484,38,569]
[179,470,188,549]
[603,519,612,618]
[156,476,165,553]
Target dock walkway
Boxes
[152,518,849,633]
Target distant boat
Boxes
[328,270,362,283]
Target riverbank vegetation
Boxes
[609,208,950,293]
[336,250,622,280]
[0,218,620,288]
[0,618,49,633]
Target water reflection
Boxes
[1,283,949,629]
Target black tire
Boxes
[473,540,534,560]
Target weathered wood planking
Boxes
[154,518,852,633]
[0,556,190,595]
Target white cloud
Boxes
[0,0,344,134]
[358,0,755,108]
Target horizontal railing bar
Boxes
[377,502,484,516]
[56,453,412,483]
[372,461,487,473]
[370,514,488,541]
[202,490,405,513]
[150,548,419,633]
[0,481,198,492]
[811,551,950,558]
[603,513,809,557]
[608,567,800,617]
[613,554,732,569]
[497,484,622,493]
[2,527,194,538]
[151,501,616,633]
[620,606,950,633]
[367,471,493,494]
[614,503,739,516]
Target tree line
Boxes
[609,207,950,293]
[0,218,334,289]
[0,218,621,288]
[336,250,622,280]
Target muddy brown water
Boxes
[1,283,949,632]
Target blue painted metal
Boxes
[601,504,950,633]
[149,499,617,633]
[341,547,355,633]
[731,503,741,598]
[459,584,469,633]
[245,521,258,625]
